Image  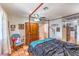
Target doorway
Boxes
[62,22,77,44]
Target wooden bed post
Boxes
[48,20,50,38]
[28,3,44,55]
[28,15,31,45]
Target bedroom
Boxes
[0,3,79,56]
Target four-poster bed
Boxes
[28,13,79,56]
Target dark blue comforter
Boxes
[28,38,79,56]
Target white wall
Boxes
[0,6,10,55]
[39,23,48,39]
[8,16,79,45]
[0,8,3,55]
[49,19,63,40]
[9,17,49,41]
[8,16,26,43]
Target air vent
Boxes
[43,7,48,11]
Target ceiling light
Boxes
[34,14,39,18]
[34,18,40,21]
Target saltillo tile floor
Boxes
[11,45,30,56]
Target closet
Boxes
[25,22,39,45]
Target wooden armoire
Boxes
[25,22,39,45]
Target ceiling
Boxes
[0,3,40,18]
[1,3,79,20]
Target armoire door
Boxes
[25,22,39,45]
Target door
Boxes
[25,22,39,44]
[68,26,77,44]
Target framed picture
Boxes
[10,25,15,31]
[18,24,24,30]
[56,27,60,32]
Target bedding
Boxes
[30,38,52,48]
[28,38,79,56]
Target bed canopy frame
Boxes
[29,13,79,39]
[28,3,79,39]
